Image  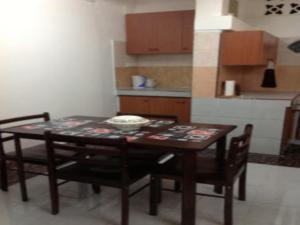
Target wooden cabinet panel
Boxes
[181,10,195,53]
[119,96,191,122]
[171,98,191,123]
[119,96,150,114]
[126,14,156,54]
[156,11,182,53]
[126,10,195,55]
[149,97,191,123]
[221,31,278,66]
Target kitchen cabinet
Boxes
[181,10,195,53]
[126,10,194,55]
[221,31,278,66]
[119,96,191,122]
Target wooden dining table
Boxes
[1,115,236,225]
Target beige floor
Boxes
[0,163,300,225]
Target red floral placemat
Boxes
[147,125,221,143]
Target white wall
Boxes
[0,0,126,120]
[125,0,195,14]
[238,0,300,37]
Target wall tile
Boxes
[191,97,287,154]
[193,31,221,67]
[193,31,221,51]
[115,67,138,88]
[250,138,281,155]
[137,54,193,67]
[251,119,284,139]
[192,67,218,97]
[115,66,192,89]
[218,65,300,92]
[253,99,290,120]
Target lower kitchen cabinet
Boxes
[119,96,191,122]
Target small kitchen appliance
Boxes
[132,75,147,89]
[224,80,236,96]
[145,79,157,88]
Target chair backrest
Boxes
[0,113,50,156]
[44,131,129,179]
[116,112,178,122]
[226,124,253,181]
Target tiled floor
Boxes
[1,163,300,225]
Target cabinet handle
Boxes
[177,101,186,104]
[183,47,189,50]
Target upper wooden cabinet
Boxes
[126,10,195,55]
[181,11,195,53]
[221,31,279,66]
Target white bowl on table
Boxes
[106,115,150,131]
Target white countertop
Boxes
[239,92,299,100]
[116,87,191,98]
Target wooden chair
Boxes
[116,112,180,192]
[0,113,74,201]
[44,131,152,225]
[150,124,253,225]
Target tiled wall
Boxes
[192,31,221,97]
[218,65,300,95]
[113,41,193,89]
[116,66,192,89]
[192,98,290,154]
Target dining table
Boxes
[1,115,236,225]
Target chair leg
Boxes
[48,174,59,215]
[0,159,8,192]
[149,175,160,216]
[224,185,233,225]
[174,180,181,192]
[15,137,28,202]
[238,170,246,201]
[92,184,101,194]
[157,178,162,203]
[121,186,129,225]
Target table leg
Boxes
[181,152,196,225]
[214,136,227,194]
[14,136,28,201]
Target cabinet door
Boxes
[149,97,191,122]
[156,11,182,53]
[126,10,195,54]
[119,96,150,114]
[221,31,265,65]
[126,14,157,54]
[170,98,191,123]
[181,11,195,53]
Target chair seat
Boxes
[6,144,74,165]
[154,156,225,184]
[57,162,151,187]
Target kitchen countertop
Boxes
[218,91,299,100]
[239,92,299,100]
[116,87,191,98]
